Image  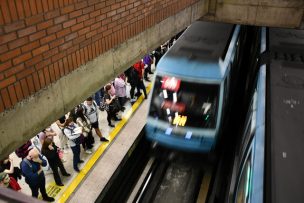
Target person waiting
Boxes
[83,97,109,142]
[104,84,122,127]
[0,172,21,191]
[114,74,127,109]
[133,61,147,99]
[20,148,54,202]
[75,105,94,154]
[41,138,70,186]
[63,117,84,172]
[0,157,22,183]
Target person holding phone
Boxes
[20,148,54,202]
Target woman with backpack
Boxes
[63,117,84,172]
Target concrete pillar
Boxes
[202,0,304,28]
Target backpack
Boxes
[15,141,32,159]
[83,101,98,115]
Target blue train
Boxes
[228,27,304,202]
[145,21,242,152]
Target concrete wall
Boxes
[202,0,304,28]
[0,0,206,159]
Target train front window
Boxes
[149,75,219,129]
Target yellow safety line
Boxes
[57,83,152,203]
[196,167,212,203]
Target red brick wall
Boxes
[0,0,198,112]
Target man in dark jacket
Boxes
[20,148,54,202]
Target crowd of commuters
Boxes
[0,43,174,201]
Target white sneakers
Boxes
[130,98,137,103]
[85,149,92,154]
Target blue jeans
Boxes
[71,145,80,170]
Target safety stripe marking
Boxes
[196,167,212,203]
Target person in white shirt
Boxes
[83,97,109,142]
[63,118,84,172]
[53,116,69,153]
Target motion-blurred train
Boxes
[145,21,244,152]
[228,27,304,202]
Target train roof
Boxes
[268,28,304,203]
[167,21,234,61]
[157,21,235,80]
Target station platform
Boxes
[9,70,154,202]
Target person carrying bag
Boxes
[75,105,94,154]
[63,118,84,172]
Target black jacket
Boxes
[41,143,61,167]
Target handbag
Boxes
[100,97,109,111]
[83,126,90,133]
[83,116,91,133]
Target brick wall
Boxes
[0,0,198,113]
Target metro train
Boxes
[145,21,243,152]
[228,27,304,202]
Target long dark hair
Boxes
[64,117,74,127]
[76,105,87,123]
[41,137,53,152]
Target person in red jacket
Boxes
[133,61,147,99]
